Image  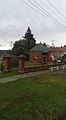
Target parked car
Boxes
[57,59,62,63]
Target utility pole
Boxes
[10,41,13,49]
[4,39,13,50]
[52,40,55,47]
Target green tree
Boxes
[7,49,12,55]
[12,27,36,59]
[23,27,36,51]
[12,39,25,56]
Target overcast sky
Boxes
[0,0,66,49]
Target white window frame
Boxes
[35,52,39,59]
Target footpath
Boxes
[0,70,49,83]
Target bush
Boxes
[10,55,18,67]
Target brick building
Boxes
[29,43,50,63]
[49,46,66,60]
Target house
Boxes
[29,43,50,63]
[49,46,66,60]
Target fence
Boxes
[24,63,64,73]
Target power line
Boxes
[40,0,56,15]
[20,0,56,23]
[46,0,66,19]
[20,0,65,30]
[28,0,58,23]
[40,0,64,23]
[32,0,66,28]
[52,0,66,22]
[26,0,52,20]
[52,0,66,14]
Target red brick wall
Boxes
[46,53,50,62]
[29,52,50,62]
[29,51,43,62]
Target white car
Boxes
[57,59,61,63]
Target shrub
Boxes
[10,55,18,67]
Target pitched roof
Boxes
[18,54,26,59]
[49,46,66,52]
[30,43,49,53]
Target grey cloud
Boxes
[0,0,66,47]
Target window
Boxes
[35,52,39,59]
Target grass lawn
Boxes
[0,57,18,78]
[0,70,66,120]
[0,61,41,78]
[25,61,41,67]
[0,67,18,78]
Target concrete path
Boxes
[0,70,49,83]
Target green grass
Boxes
[25,61,41,67]
[0,61,40,78]
[0,70,66,119]
[0,67,18,78]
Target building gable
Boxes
[30,43,49,53]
